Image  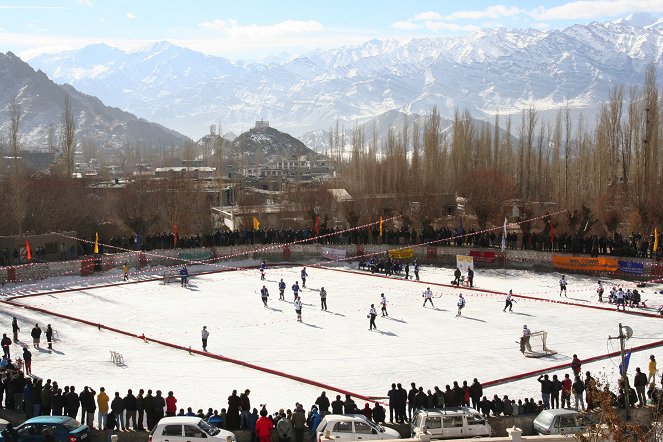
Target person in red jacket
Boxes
[165,391,177,417]
[255,408,272,442]
[571,354,582,377]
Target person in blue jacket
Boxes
[179,266,189,287]
[278,279,286,300]
[308,406,321,440]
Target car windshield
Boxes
[534,412,555,428]
[61,419,82,431]
[198,419,220,436]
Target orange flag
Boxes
[26,240,32,262]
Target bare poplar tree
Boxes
[61,95,76,177]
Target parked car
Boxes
[0,416,88,442]
[149,417,236,442]
[410,407,491,440]
[316,414,401,442]
[532,408,592,435]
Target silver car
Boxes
[316,414,401,442]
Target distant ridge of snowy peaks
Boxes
[27,13,663,146]
[0,51,188,151]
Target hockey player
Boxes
[503,290,514,312]
[404,263,410,280]
[259,261,267,280]
[368,304,377,330]
[413,261,420,281]
[597,281,604,302]
[520,325,532,353]
[616,288,626,311]
[422,287,434,307]
[294,296,303,322]
[123,262,129,281]
[179,266,189,287]
[559,275,567,297]
[292,281,301,300]
[301,267,308,287]
[320,287,328,311]
[260,285,269,307]
[456,294,466,317]
[380,293,388,317]
[278,279,286,300]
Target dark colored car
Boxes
[0,416,89,442]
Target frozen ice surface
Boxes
[1,262,660,413]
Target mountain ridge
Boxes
[23,16,663,144]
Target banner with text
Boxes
[552,255,618,272]
[322,247,347,261]
[470,250,496,263]
[456,255,474,273]
[618,260,644,275]
[388,248,414,259]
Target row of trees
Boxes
[333,66,663,233]
[3,66,663,238]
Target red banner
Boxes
[470,250,496,263]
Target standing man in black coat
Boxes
[136,389,146,431]
[65,386,80,418]
[330,395,344,414]
[152,390,165,424]
[397,383,407,423]
[11,318,19,343]
[124,389,138,430]
[45,325,54,351]
[314,392,330,417]
[79,386,92,426]
[387,384,398,423]
[470,379,482,410]
[407,383,417,422]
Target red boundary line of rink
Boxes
[315,266,663,319]
[0,297,374,403]
[483,338,663,388]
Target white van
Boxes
[410,408,491,440]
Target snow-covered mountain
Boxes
[27,15,663,142]
[0,51,188,151]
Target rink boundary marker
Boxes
[315,266,663,319]
[483,338,663,388]
[0,298,375,402]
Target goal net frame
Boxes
[163,270,181,285]
[523,330,557,358]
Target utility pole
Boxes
[610,323,631,421]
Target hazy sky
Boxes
[1,0,662,60]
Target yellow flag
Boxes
[253,216,261,230]
[655,228,659,252]
[94,232,99,254]
[379,216,383,237]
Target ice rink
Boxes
[1,261,661,413]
